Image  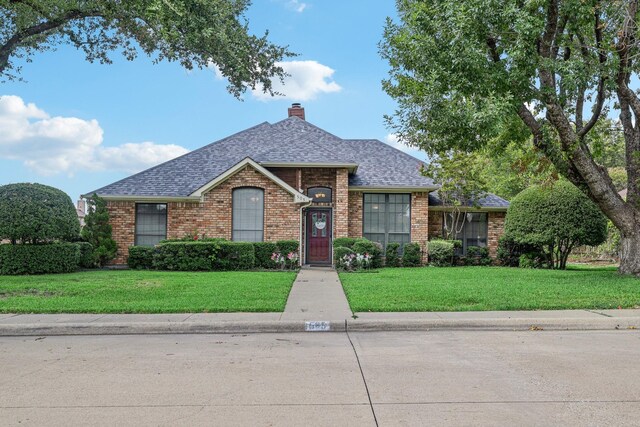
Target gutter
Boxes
[298,199,313,266]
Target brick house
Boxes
[86,104,508,265]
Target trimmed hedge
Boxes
[152,241,221,271]
[497,234,545,267]
[0,243,79,275]
[276,240,299,255]
[402,242,422,267]
[464,246,492,266]
[127,246,155,269]
[0,183,80,243]
[385,242,401,267]
[254,242,278,269]
[212,242,256,271]
[76,242,95,268]
[428,240,454,267]
[332,237,358,249]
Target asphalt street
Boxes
[1,330,639,426]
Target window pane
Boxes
[135,203,167,246]
[447,212,489,254]
[232,188,264,242]
[362,194,411,251]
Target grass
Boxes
[0,270,297,313]
[340,266,640,312]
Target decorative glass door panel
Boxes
[306,209,332,264]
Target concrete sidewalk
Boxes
[0,266,639,335]
[0,309,639,336]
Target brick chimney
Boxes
[288,103,305,120]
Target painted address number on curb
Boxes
[305,321,330,332]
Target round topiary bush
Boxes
[0,183,80,243]
[505,180,607,269]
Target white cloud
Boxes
[251,60,342,101]
[285,0,307,12]
[384,133,427,161]
[0,95,189,176]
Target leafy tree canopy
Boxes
[0,0,293,97]
[381,0,640,275]
[0,182,80,243]
[505,180,607,269]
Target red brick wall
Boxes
[348,191,363,238]
[411,192,430,262]
[488,211,506,257]
[334,169,349,238]
[106,201,136,265]
[428,211,443,239]
[267,167,298,189]
[107,165,301,265]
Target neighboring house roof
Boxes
[428,191,510,210]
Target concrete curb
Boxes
[0,317,638,336]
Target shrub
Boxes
[0,183,80,244]
[385,242,401,267]
[402,242,423,267]
[81,194,117,267]
[352,239,383,267]
[464,246,492,266]
[76,242,95,269]
[253,242,278,269]
[505,181,607,269]
[127,246,155,269]
[153,241,221,271]
[427,240,454,267]
[276,240,299,255]
[332,237,358,249]
[212,242,256,271]
[333,246,354,262]
[0,243,79,275]
[497,234,546,267]
[336,252,373,271]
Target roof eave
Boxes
[259,161,359,173]
[348,185,439,193]
[428,206,509,212]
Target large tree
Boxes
[381,0,640,275]
[1,0,291,97]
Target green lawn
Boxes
[340,266,640,312]
[0,270,297,313]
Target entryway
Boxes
[305,208,332,265]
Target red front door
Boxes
[306,209,332,264]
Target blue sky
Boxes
[0,0,425,202]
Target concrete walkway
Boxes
[281,267,352,321]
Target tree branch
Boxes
[0,8,103,75]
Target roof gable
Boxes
[190,157,311,203]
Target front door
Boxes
[306,209,332,264]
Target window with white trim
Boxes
[232,188,264,242]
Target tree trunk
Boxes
[618,233,640,276]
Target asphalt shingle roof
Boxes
[428,191,510,209]
[88,116,508,209]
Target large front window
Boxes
[363,193,411,249]
[232,188,264,242]
[135,203,167,246]
[447,212,488,254]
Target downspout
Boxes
[299,199,313,266]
